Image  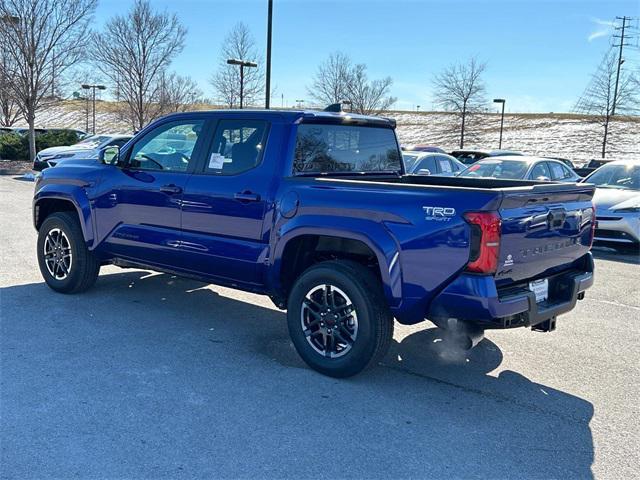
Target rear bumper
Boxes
[427,252,594,330]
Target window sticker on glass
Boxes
[208,153,225,169]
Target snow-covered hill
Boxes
[393,111,639,166]
[13,101,640,166]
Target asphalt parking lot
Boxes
[1,174,638,479]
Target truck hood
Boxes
[592,187,640,212]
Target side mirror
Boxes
[100,146,120,165]
[535,175,551,182]
[417,168,431,176]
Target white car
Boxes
[584,159,640,251]
[33,134,132,171]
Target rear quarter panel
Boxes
[271,177,501,324]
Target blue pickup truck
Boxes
[33,110,595,377]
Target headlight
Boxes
[53,153,75,160]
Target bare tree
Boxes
[347,64,396,115]
[575,50,639,158]
[308,52,396,114]
[210,23,263,108]
[159,73,202,114]
[432,57,487,148]
[307,52,353,106]
[0,0,97,159]
[91,0,186,131]
[0,57,19,126]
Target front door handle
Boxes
[160,184,183,194]
[234,192,260,202]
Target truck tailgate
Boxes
[495,183,595,286]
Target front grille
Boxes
[595,229,630,240]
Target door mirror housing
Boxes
[417,168,431,176]
[100,146,120,165]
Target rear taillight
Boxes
[464,211,501,274]
[589,203,596,248]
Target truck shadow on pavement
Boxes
[2,270,595,479]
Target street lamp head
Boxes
[493,98,505,103]
[97,85,106,90]
[81,84,91,89]
[227,58,257,68]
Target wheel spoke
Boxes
[324,334,333,357]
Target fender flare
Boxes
[269,217,403,308]
[33,185,95,248]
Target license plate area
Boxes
[528,278,549,303]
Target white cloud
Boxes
[588,17,616,42]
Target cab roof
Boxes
[158,109,396,128]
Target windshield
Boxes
[294,124,401,175]
[459,160,529,179]
[586,164,640,190]
[76,135,110,148]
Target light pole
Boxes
[227,58,257,109]
[341,99,353,112]
[493,98,506,149]
[81,84,106,134]
[265,0,273,109]
[295,99,304,109]
[416,105,420,112]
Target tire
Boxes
[37,211,100,294]
[286,260,394,378]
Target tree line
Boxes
[1,0,638,161]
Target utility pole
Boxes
[611,16,632,117]
[265,0,273,109]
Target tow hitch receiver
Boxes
[532,317,557,332]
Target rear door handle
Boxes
[234,192,260,202]
[160,184,183,194]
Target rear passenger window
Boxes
[437,156,453,173]
[205,120,268,175]
[529,162,551,180]
[549,162,566,180]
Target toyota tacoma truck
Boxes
[33,109,595,377]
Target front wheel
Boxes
[37,212,100,293]
[286,260,394,378]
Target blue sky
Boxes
[94,0,640,113]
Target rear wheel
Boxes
[287,260,393,378]
[37,212,100,293]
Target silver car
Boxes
[34,134,132,171]
[458,156,581,182]
[584,159,640,250]
[403,152,466,176]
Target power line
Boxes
[611,16,637,116]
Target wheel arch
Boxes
[33,189,95,248]
[269,224,402,309]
